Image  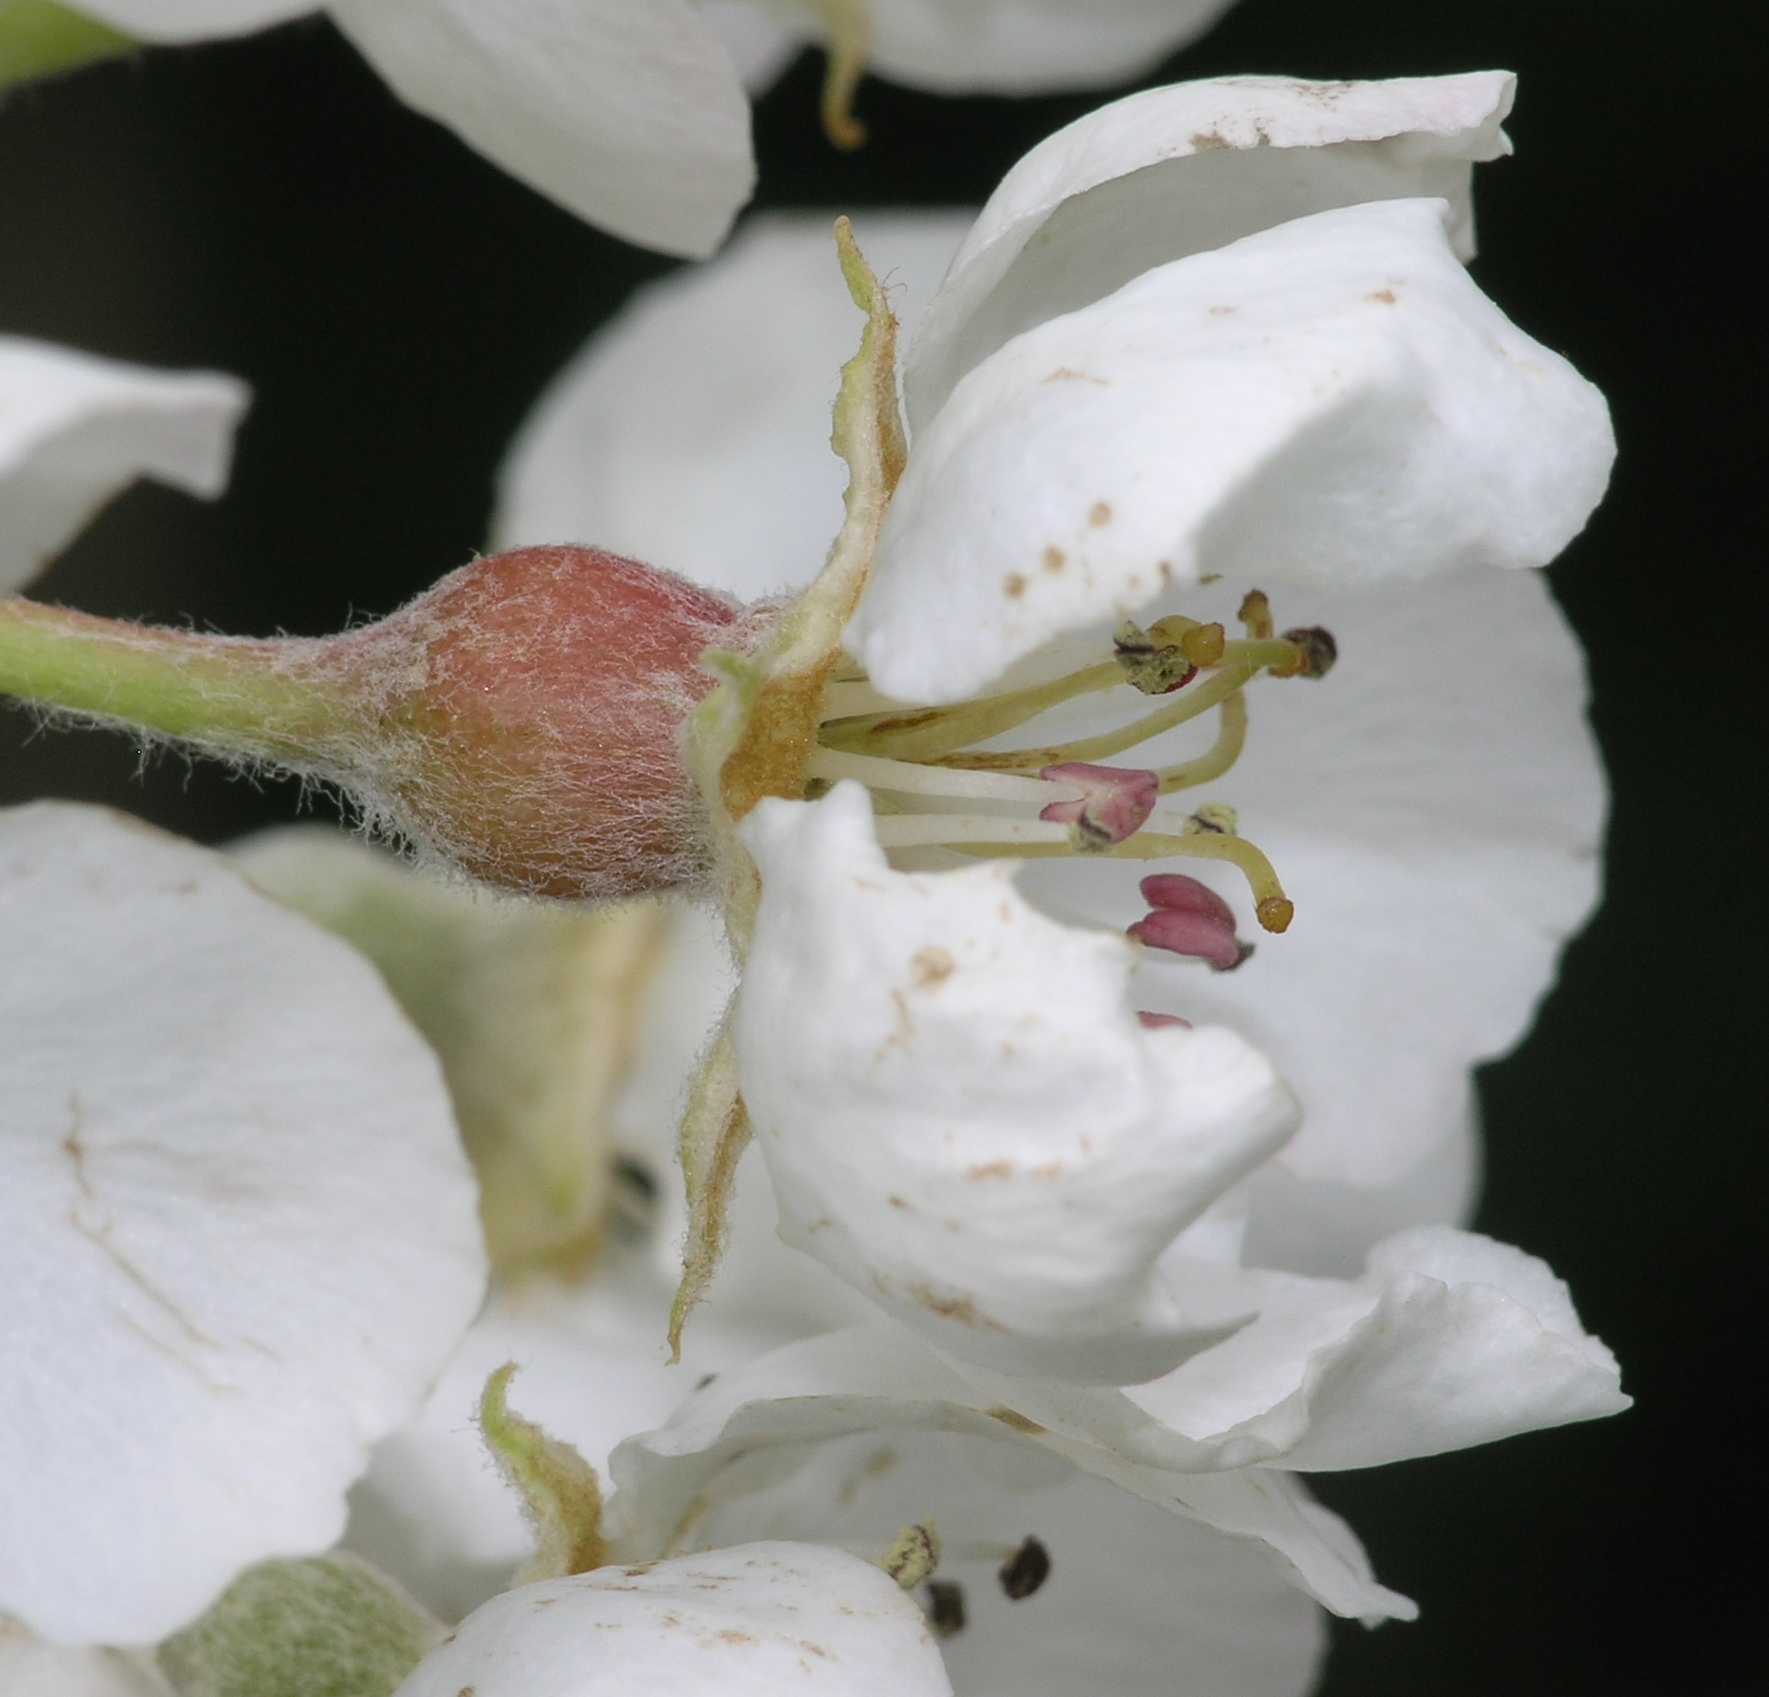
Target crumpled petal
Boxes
[734,781,1297,1384]
[327,0,754,258]
[1024,565,1605,1272]
[856,198,1615,703]
[390,1543,955,1697]
[66,0,309,41]
[0,336,247,595]
[904,72,1515,427]
[0,803,485,1646]
[1116,1227,1629,1470]
[494,211,973,596]
[606,1325,1413,1623]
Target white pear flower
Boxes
[0,803,486,1648]
[487,73,1612,1360]
[0,336,246,595]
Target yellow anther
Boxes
[1149,615,1226,667]
[1238,589,1274,641]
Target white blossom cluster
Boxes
[1,10,1626,1696]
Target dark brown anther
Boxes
[1279,625,1338,679]
[925,1580,966,1638]
[998,1535,1051,1601]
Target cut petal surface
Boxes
[390,1543,954,1697]
[0,337,246,594]
[906,72,1515,426]
[328,0,754,257]
[0,804,485,1645]
[859,198,1614,703]
[734,783,1296,1383]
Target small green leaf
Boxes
[480,1362,607,1581]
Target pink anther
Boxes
[1039,762,1159,848]
[1137,1011,1193,1030]
[1129,874,1252,972]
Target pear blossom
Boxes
[0,336,246,595]
[487,74,1610,1347]
[0,803,486,1647]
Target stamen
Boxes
[811,0,872,150]
[882,1523,941,1588]
[1037,762,1158,849]
[1156,692,1246,794]
[1128,874,1254,971]
[1238,589,1274,641]
[872,815,1073,851]
[950,825,1293,933]
[925,1581,966,1638]
[1137,1011,1193,1030]
[931,661,1260,773]
[998,1536,1052,1602]
[820,660,1123,762]
[807,746,1064,807]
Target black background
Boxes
[1,4,1762,1692]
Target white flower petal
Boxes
[1022,567,1605,1273]
[905,72,1515,428]
[0,1629,167,1697]
[67,0,310,41]
[1123,1227,1628,1470]
[766,0,1237,96]
[327,0,754,258]
[608,1325,1412,1623]
[0,804,485,1646]
[494,211,972,598]
[630,1419,1324,1697]
[858,198,1615,703]
[0,337,247,595]
[694,0,801,91]
[734,783,1296,1384]
[391,1543,954,1697]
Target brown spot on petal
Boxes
[718,1630,757,1646]
[988,1406,1048,1435]
[1088,501,1113,527]
[1208,304,1236,316]
[1042,366,1108,385]
[965,1160,1014,1181]
[911,945,955,988]
[1042,546,1066,573]
[888,1193,912,1210]
[1003,572,1027,598]
[1190,129,1230,149]
[1367,288,1397,304]
[909,1283,1005,1329]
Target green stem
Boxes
[0,597,350,762]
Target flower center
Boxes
[806,590,1335,954]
